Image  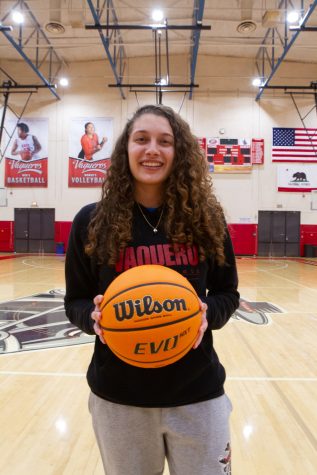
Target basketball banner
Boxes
[3,118,48,187]
[68,117,113,187]
[206,137,253,173]
[277,164,317,192]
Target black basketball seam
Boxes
[110,334,198,365]
[100,281,197,312]
[100,309,201,332]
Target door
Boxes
[14,209,29,252]
[258,211,300,257]
[14,208,55,253]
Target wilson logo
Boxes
[113,295,187,322]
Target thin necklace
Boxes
[137,202,164,234]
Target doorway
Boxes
[14,208,55,253]
[257,211,300,257]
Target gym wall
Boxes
[0,54,316,254]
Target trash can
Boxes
[55,242,65,255]
[304,244,317,257]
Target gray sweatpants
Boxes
[88,392,232,475]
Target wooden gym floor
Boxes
[0,254,317,474]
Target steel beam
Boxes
[86,0,126,99]
[0,92,10,149]
[108,83,199,88]
[0,24,13,32]
[0,0,63,100]
[289,26,317,31]
[255,0,317,101]
[85,24,210,30]
[189,0,206,99]
[1,30,60,100]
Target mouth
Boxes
[140,161,163,169]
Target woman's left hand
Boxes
[193,299,208,349]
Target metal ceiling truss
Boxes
[85,0,209,102]
[255,0,317,101]
[86,0,127,99]
[0,0,65,100]
[263,82,317,128]
[189,0,206,99]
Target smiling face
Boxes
[85,123,95,135]
[127,113,175,203]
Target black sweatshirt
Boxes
[64,203,240,407]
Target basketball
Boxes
[100,265,202,368]
[20,150,32,161]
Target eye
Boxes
[135,136,146,143]
[161,138,173,146]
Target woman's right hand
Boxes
[91,294,106,344]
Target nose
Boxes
[145,139,160,156]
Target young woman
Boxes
[11,122,42,161]
[78,122,107,161]
[65,104,239,475]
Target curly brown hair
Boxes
[85,104,226,266]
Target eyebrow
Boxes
[132,130,174,137]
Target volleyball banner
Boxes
[277,164,317,192]
[4,118,48,187]
[68,117,113,187]
[206,137,253,173]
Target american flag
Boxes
[272,127,317,162]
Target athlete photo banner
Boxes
[68,117,113,187]
[4,118,48,187]
[277,164,317,192]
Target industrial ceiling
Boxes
[0,0,317,100]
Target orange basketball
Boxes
[100,265,202,368]
[20,150,32,161]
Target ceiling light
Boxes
[159,77,168,86]
[59,77,69,87]
[252,77,262,87]
[12,11,24,24]
[287,11,300,23]
[152,9,164,22]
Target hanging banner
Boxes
[4,118,48,187]
[206,137,252,173]
[277,164,317,192]
[68,118,113,187]
[272,127,317,162]
[251,139,264,164]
